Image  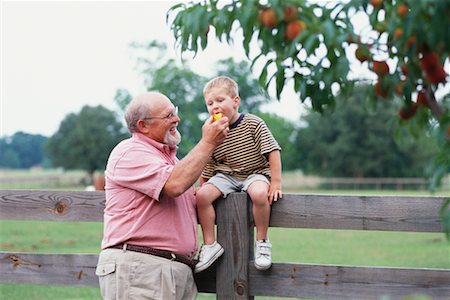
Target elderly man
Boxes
[95,92,229,300]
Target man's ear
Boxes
[136,119,150,134]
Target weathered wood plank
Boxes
[0,252,99,286]
[216,193,253,299]
[0,190,105,222]
[1,190,446,233]
[3,252,449,300]
[270,194,446,232]
[249,262,450,299]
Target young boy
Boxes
[195,76,282,273]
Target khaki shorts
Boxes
[206,173,269,197]
[96,248,197,300]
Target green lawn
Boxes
[1,220,449,300]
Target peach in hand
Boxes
[213,113,223,122]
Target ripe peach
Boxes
[370,0,383,7]
[397,4,409,18]
[372,61,390,76]
[259,8,278,28]
[213,112,223,122]
[421,52,439,70]
[427,67,447,84]
[284,6,297,22]
[285,20,306,41]
[421,52,447,84]
[394,28,403,40]
[398,104,418,120]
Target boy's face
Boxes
[204,86,240,121]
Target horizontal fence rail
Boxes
[1,252,99,287]
[248,263,450,299]
[0,175,88,189]
[1,190,449,299]
[0,190,446,232]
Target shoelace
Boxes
[256,243,271,257]
[198,245,205,260]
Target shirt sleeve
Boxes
[254,121,281,155]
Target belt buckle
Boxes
[170,253,176,261]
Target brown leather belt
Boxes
[108,243,197,270]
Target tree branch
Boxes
[425,85,444,121]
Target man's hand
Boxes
[163,117,229,198]
[202,116,229,147]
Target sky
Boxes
[1,0,303,137]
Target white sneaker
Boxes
[194,241,224,273]
[254,239,272,270]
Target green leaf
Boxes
[294,72,302,94]
[166,3,185,24]
[303,35,318,55]
[275,67,286,100]
[258,59,271,88]
[323,20,335,41]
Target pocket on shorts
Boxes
[96,263,116,276]
[96,263,116,300]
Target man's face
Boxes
[144,103,181,148]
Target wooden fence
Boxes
[0,190,449,299]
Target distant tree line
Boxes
[295,85,439,177]
[44,105,129,182]
[0,42,439,180]
[0,132,48,169]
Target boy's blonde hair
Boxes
[203,76,239,98]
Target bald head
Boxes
[124,92,172,133]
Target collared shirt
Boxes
[101,132,198,258]
[202,113,281,181]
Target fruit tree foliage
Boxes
[167,0,449,235]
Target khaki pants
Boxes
[96,248,197,300]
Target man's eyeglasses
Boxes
[143,106,178,121]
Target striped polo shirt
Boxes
[202,113,281,181]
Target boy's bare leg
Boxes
[196,184,223,245]
[246,181,270,240]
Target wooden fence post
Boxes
[216,193,254,300]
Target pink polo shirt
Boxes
[101,132,198,258]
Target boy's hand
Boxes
[268,183,282,205]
